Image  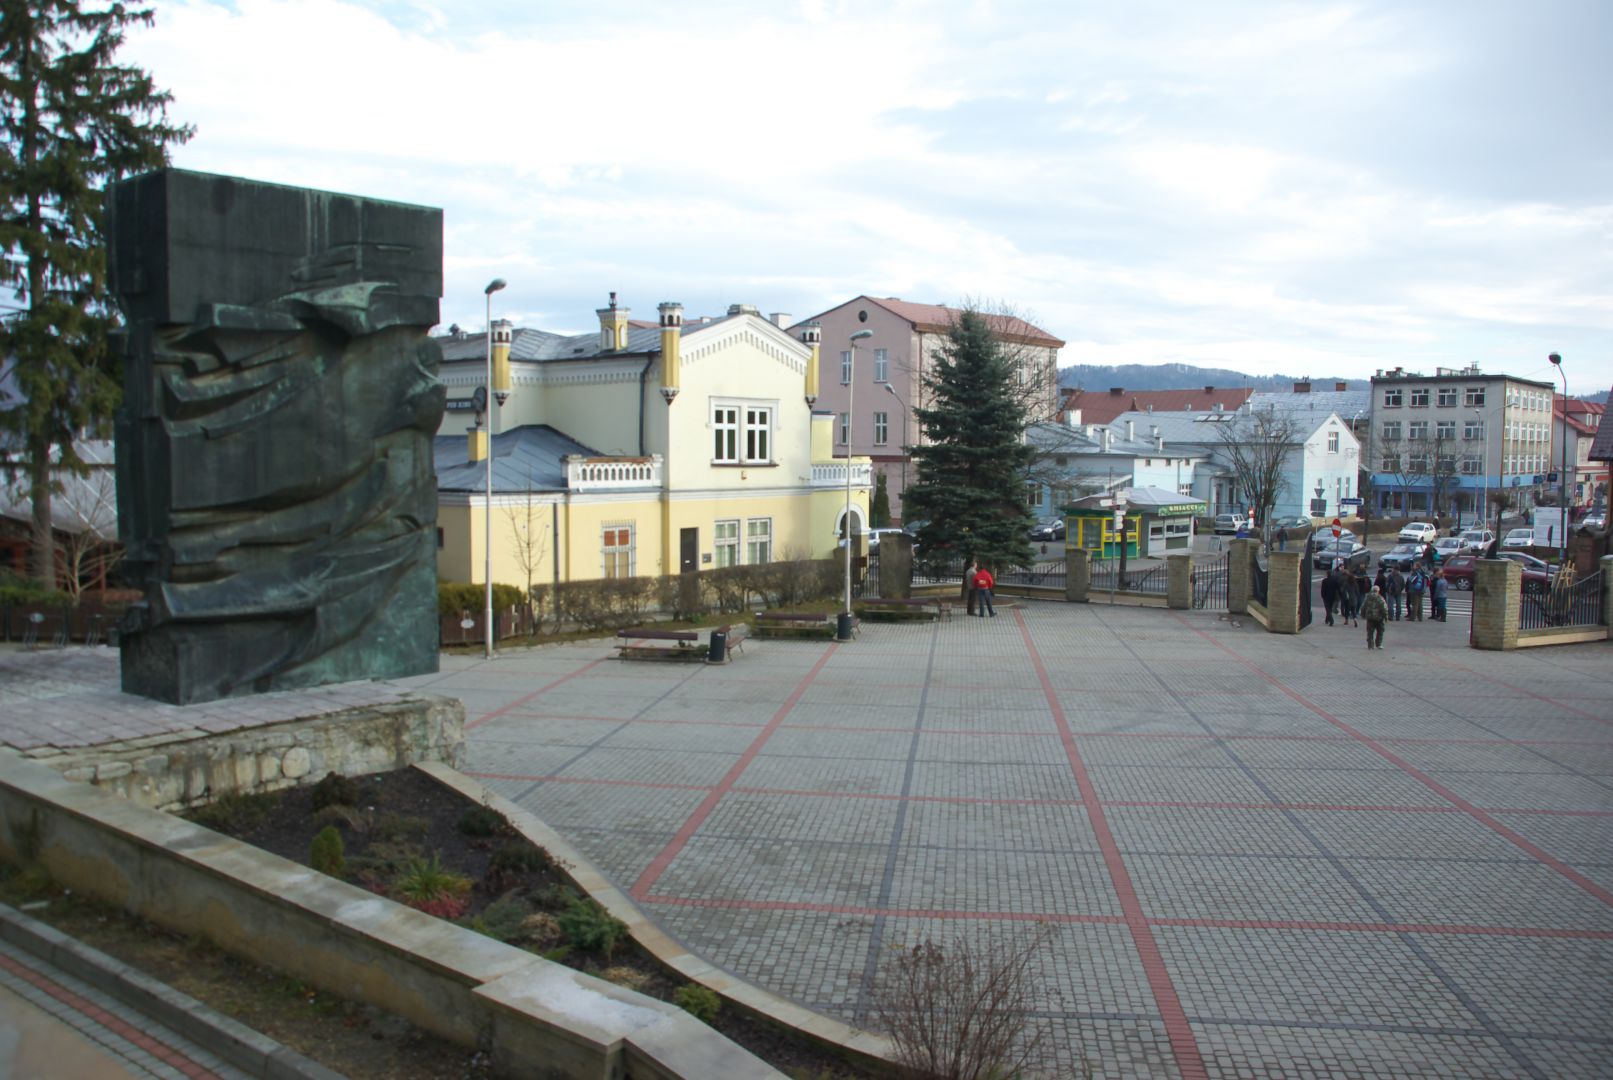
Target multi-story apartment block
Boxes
[1368,365,1556,521]
[793,297,1063,523]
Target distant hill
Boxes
[1583,389,1609,404]
[1057,363,1363,393]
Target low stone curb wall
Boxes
[417,762,899,1074]
[1516,625,1609,648]
[0,752,783,1079]
[0,902,344,1080]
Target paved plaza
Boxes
[398,601,1613,1079]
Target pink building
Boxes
[791,296,1063,522]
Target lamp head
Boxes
[485,278,507,296]
[1548,352,1561,366]
[883,382,896,395]
[850,329,873,342]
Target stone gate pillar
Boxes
[1167,554,1192,610]
[1471,559,1521,651]
[1067,548,1090,603]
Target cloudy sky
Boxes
[125,0,1611,392]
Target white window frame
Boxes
[1436,421,1456,440]
[873,411,888,446]
[746,518,772,565]
[1383,388,1403,407]
[838,412,850,445]
[1437,388,1458,407]
[1408,421,1428,441]
[1466,387,1485,406]
[874,348,888,382]
[1464,420,1483,440]
[840,350,852,385]
[602,523,634,579]
[1327,431,1340,453]
[1410,388,1430,407]
[1381,421,1401,440]
[712,398,776,464]
[714,519,739,568]
[712,405,739,463]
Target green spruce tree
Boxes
[1,1,191,586]
[903,310,1035,571]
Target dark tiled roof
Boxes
[795,296,1064,347]
[433,425,602,495]
[1589,389,1613,462]
[1057,386,1256,425]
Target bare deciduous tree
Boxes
[1214,409,1301,533]
[504,478,550,633]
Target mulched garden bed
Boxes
[188,767,875,1079]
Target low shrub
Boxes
[438,580,524,617]
[599,966,655,993]
[556,896,628,958]
[456,806,504,837]
[465,890,533,942]
[672,983,721,1023]
[310,772,359,811]
[190,790,273,832]
[309,825,346,878]
[392,853,472,917]
[489,840,555,876]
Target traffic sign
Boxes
[1340,497,1362,507]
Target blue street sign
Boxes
[1339,497,1363,506]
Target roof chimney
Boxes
[1101,429,1111,451]
[798,320,822,405]
[1146,403,1154,413]
[597,292,629,352]
[1066,408,1082,427]
[1294,381,1311,393]
[657,301,683,405]
[468,427,487,464]
[1335,381,1348,392]
[770,312,792,328]
[1125,419,1134,442]
[1109,386,1124,396]
[1157,434,1164,450]
[1204,385,1214,393]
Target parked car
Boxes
[1313,538,1372,571]
[1497,551,1552,573]
[1457,528,1494,553]
[1441,553,1551,593]
[1271,515,1314,532]
[1398,521,1438,544]
[1213,513,1248,535]
[1583,513,1607,530]
[1379,543,1424,571]
[1028,518,1066,541]
[1433,537,1466,561]
[838,527,910,552]
[1502,528,1534,549]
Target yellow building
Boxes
[434,296,870,589]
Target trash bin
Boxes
[835,612,855,641]
[707,628,727,663]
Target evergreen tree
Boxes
[903,310,1035,570]
[1,1,191,586]
[870,471,890,528]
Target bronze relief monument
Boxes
[110,170,446,704]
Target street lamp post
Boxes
[1548,353,1569,565]
[881,381,909,515]
[483,278,507,660]
[840,330,873,641]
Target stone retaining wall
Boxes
[0,752,783,1079]
[18,695,465,812]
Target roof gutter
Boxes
[637,357,653,455]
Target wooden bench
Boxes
[854,597,953,622]
[614,626,706,661]
[718,623,747,658]
[752,611,844,640]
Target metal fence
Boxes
[997,560,1067,589]
[1091,558,1168,597]
[1519,570,1603,631]
[853,551,880,599]
[1193,553,1229,609]
[1250,549,1270,608]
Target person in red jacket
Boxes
[973,565,996,617]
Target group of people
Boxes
[1320,555,1449,651]
[963,559,998,617]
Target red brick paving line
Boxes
[467,769,1613,818]
[1012,608,1210,1080]
[0,950,223,1079]
[1403,646,1613,725]
[1178,615,1613,909]
[630,644,840,900]
[464,656,610,730]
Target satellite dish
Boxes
[472,385,488,414]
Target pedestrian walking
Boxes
[1431,568,1449,621]
[1351,566,1372,628]
[1361,585,1389,649]
[1386,566,1404,621]
[972,564,996,618]
[1422,542,1438,572]
[964,557,979,616]
[1321,567,1340,626]
[1339,567,1361,627]
[1407,566,1426,621]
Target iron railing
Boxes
[1090,558,1168,597]
[1250,550,1270,608]
[997,560,1067,589]
[1193,553,1229,609]
[1519,570,1603,631]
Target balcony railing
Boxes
[811,461,873,488]
[565,455,662,491]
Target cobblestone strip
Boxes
[852,622,941,1024]
[632,643,839,899]
[1403,646,1613,725]
[0,947,225,1080]
[1111,632,1551,1079]
[464,656,611,730]
[1181,616,1613,910]
[1012,608,1210,1080]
